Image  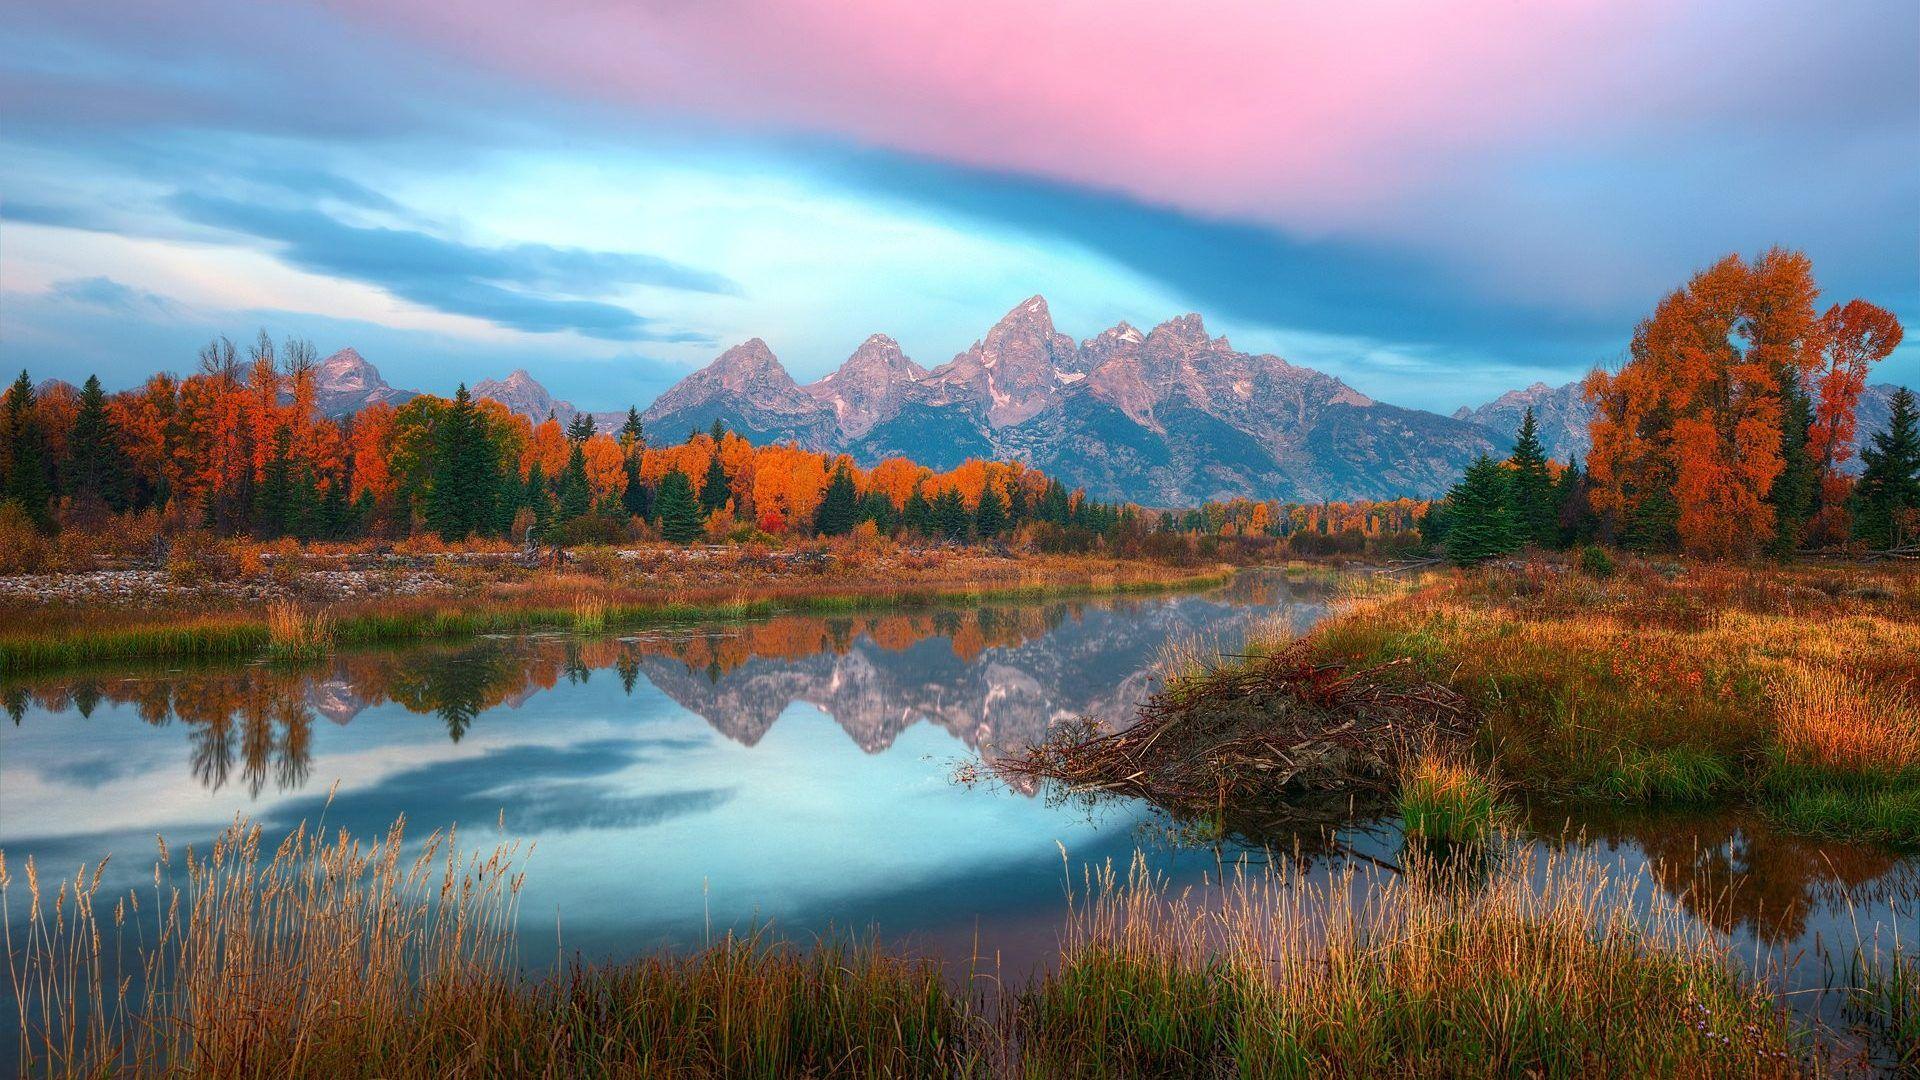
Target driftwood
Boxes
[995,646,1477,835]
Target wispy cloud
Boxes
[168,192,737,341]
[47,275,182,316]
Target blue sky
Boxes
[2,0,1914,414]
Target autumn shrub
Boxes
[0,503,48,574]
[1576,544,1616,578]
[165,529,234,584]
[572,545,621,577]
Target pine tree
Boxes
[974,484,1008,538]
[619,408,645,448]
[620,457,650,519]
[426,385,499,541]
[2,371,52,529]
[701,452,731,513]
[858,490,899,533]
[1769,373,1818,555]
[1554,456,1596,546]
[565,413,596,443]
[933,489,971,542]
[1037,480,1071,525]
[815,465,859,536]
[1853,387,1920,547]
[64,375,133,513]
[1442,455,1518,565]
[903,488,934,536]
[709,419,726,443]
[655,468,703,543]
[524,461,555,538]
[557,443,592,520]
[1506,408,1558,548]
[256,427,295,538]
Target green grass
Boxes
[1400,758,1506,844]
[1761,766,1920,848]
[1846,947,1919,1075]
[1575,745,1740,804]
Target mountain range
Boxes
[311,298,1912,504]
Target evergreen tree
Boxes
[1769,373,1818,555]
[709,419,727,443]
[524,461,556,538]
[426,385,499,541]
[1554,456,1597,546]
[903,488,934,536]
[701,452,731,513]
[64,375,132,513]
[2,371,52,529]
[1852,387,1920,547]
[654,468,703,543]
[974,484,1008,538]
[1006,479,1029,525]
[256,427,295,537]
[619,408,645,448]
[1506,409,1558,548]
[933,489,971,541]
[565,413,596,443]
[557,443,593,520]
[1417,503,1449,552]
[620,457,650,519]
[1442,455,1518,565]
[1037,480,1072,525]
[858,490,899,533]
[815,465,860,536]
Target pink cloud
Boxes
[324,0,1902,245]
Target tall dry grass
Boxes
[3,812,525,1077]
[263,600,334,661]
[3,814,1818,1077]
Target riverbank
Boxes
[1011,559,1920,849]
[0,544,1235,675]
[6,814,1848,1078]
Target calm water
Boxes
[2,571,1915,1065]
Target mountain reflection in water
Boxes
[2,571,1912,1020]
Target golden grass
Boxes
[4,815,1813,1077]
[264,600,334,661]
[1773,664,1920,775]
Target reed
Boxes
[264,600,335,661]
[0,816,1816,1077]
[1398,752,1505,844]
[570,594,609,634]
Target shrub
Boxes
[1575,544,1616,578]
[165,530,233,585]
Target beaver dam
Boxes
[995,646,1478,836]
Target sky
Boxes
[1,0,1915,415]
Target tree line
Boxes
[1430,250,1914,563]
[0,333,1143,549]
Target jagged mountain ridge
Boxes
[642,296,1508,503]
[1458,380,1913,467]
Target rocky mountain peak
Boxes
[312,347,415,417]
[803,334,928,438]
[473,368,571,423]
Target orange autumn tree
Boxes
[1806,299,1904,542]
[1583,249,1899,558]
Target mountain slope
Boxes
[649,297,1507,502]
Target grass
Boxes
[1399,753,1506,844]
[1294,559,1920,847]
[0,556,1235,677]
[3,814,1815,1078]
[1843,944,1918,1075]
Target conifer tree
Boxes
[565,413,596,443]
[1554,456,1597,546]
[557,443,593,520]
[1506,408,1558,548]
[426,385,498,541]
[524,461,555,537]
[257,428,295,537]
[1853,387,1920,547]
[709,418,727,443]
[974,484,1008,538]
[933,489,971,541]
[903,488,934,536]
[64,375,133,514]
[620,458,650,519]
[814,465,860,536]
[654,468,703,543]
[1442,455,1517,565]
[619,408,645,448]
[2,371,52,529]
[701,452,731,513]
[1769,374,1818,555]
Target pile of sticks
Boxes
[997,647,1477,826]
